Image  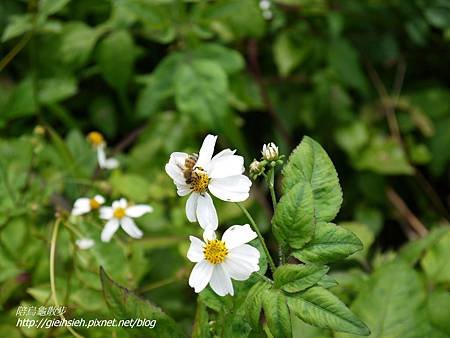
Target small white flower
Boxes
[99,198,153,242]
[87,131,119,170]
[96,145,119,170]
[76,238,95,250]
[259,0,271,10]
[165,135,252,231]
[187,224,260,296]
[71,195,105,216]
[261,142,279,161]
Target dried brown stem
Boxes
[386,187,428,237]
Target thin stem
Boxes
[50,219,84,338]
[236,203,276,273]
[268,167,277,209]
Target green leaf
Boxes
[427,290,450,335]
[272,182,315,248]
[328,38,368,94]
[189,43,245,74]
[262,289,292,338]
[136,53,181,118]
[288,286,369,336]
[38,77,77,105]
[292,223,363,264]
[282,136,343,223]
[1,14,32,42]
[100,267,186,338]
[355,137,414,175]
[97,30,136,91]
[39,0,70,16]
[58,22,99,68]
[336,261,425,338]
[175,59,228,128]
[421,230,450,284]
[110,172,151,202]
[274,264,329,293]
[243,281,271,327]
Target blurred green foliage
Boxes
[0,0,449,337]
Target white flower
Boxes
[96,145,119,170]
[87,131,119,170]
[261,142,279,161]
[76,238,95,250]
[165,135,252,230]
[99,198,153,242]
[71,195,105,216]
[187,224,260,296]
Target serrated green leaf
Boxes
[274,264,329,293]
[282,136,343,222]
[243,281,271,328]
[288,286,369,336]
[189,43,244,74]
[421,230,450,284]
[336,261,425,338]
[175,59,228,128]
[100,267,186,338]
[317,274,339,289]
[293,223,363,264]
[97,30,136,90]
[273,182,315,248]
[262,289,292,338]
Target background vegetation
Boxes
[0,0,449,337]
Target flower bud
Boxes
[261,142,279,161]
[249,159,264,179]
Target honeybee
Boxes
[183,153,199,184]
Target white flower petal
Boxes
[196,193,218,230]
[223,246,260,281]
[209,264,234,296]
[187,236,205,262]
[76,238,95,250]
[101,218,120,242]
[228,244,261,266]
[169,152,188,167]
[189,260,214,293]
[71,198,91,215]
[196,134,217,170]
[213,148,236,159]
[118,198,127,209]
[203,229,216,242]
[177,184,191,196]
[96,147,107,168]
[208,154,244,179]
[103,157,119,169]
[112,200,121,209]
[165,162,186,186]
[126,205,153,218]
[186,193,199,222]
[99,207,113,220]
[120,217,143,239]
[222,224,257,249]
[94,195,105,204]
[208,175,252,202]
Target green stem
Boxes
[268,167,277,209]
[236,203,276,273]
[50,219,84,338]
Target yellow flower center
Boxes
[203,240,228,264]
[89,198,101,210]
[113,207,126,219]
[87,131,104,147]
[190,170,209,193]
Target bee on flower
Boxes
[165,135,252,231]
[87,131,119,170]
[71,195,105,216]
[99,198,152,242]
[187,224,260,296]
